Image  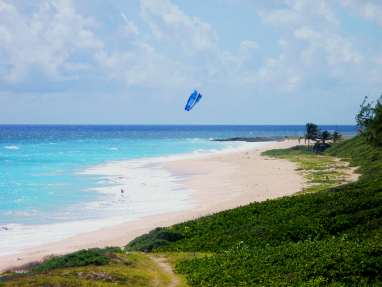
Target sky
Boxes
[0,0,381,125]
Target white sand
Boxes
[0,140,304,271]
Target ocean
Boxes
[0,125,356,254]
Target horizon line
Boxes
[0,123,357,127]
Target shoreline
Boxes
[0,139,303,271]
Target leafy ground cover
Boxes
[327,135,382,180]
[0,251,186,287]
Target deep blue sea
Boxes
[0,125,356,226]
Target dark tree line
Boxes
[304,123,341,151]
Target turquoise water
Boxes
[0,125,356,225]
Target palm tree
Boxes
[305,123,319,147]
[320,130,331,144]
[332,131,342,143]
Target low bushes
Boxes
[125,227,184,252]
[31,247,121,272]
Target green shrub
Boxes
[126,227,184,252]
[31,247,121,272]
[176,235,382,286]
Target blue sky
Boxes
[0,0,381,124]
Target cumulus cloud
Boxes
[140,0,217,53]
[253,0,373,92]
[0,0,103,83]
[294,27,362,65]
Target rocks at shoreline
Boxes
[212,136,287,142]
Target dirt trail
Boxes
[149,255,181,287]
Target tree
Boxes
[356,96,374,134]
[332,131,342,143]
[367,98,382,146]
[320,130,331,144]
[305,123,319,147]
[356,95,382,147]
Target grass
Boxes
[327,136,382,180]
[30,247,121,273]
[262,145,356,193]
[150,252,208,287]
[1,252,182,287]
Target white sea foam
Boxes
[0,155,195,256]
[4,145,19,150]
[0,218,128,255]
[0,140,276,256]
[80,157,194,215]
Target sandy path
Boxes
[149,255,180,287]
[0,140,303,271]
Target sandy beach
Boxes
[0,139,304,271]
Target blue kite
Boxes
[185,90,203,111]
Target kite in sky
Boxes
[185,90,203,111]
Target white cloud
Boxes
[91,0,222,90]
[294,26,362,65]
[140,0,217,53]
[341,0,382,27]
[95,43,188,89]
[0,0,103,83]
[0,0,209,93]
[252,0,370,91]
[259,0,339,27]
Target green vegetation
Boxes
[263,145,355,193]
[126,136,382,286]
[327,135,382,180]
[1,252,183,286]
[356,95,382,147]
[126,227,184,252]
[31,247,121,273]
[303,122,343,153]
[150,252,208,287]
[332,131,342,143]
[305,122,319,147]
[176,236,381,286]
